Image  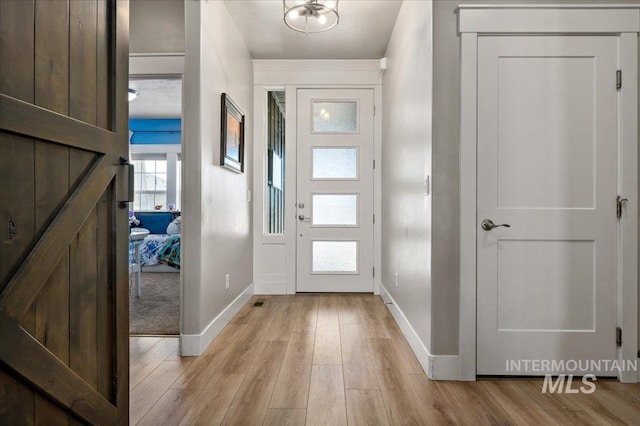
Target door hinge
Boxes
[617,196,629,219]
[373,159,376,170]
[617,70,622,90]
[373,214,375,224]
[616,327,622,347]
[373,267,375,278]
[373,105,376,116]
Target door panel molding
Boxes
[458,4,639,382]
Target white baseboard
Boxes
[180,283,254,356]
[380,283,460,380]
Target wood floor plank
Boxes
[263,408,306,426]
[270,330,315,409]
[179,374,245,426]
[357,298,390,339]
[312,296,341,366]
[340,324,378,390]
[312,322,342,366]
[265,296,302,341]
[337,295,361,326]
[222,340,287,425]
[130,337,164,363]
[479,380,561,425]
[138,389,202,426]
[130,359,194,425]
[130,338,179,389]
[293,295,318,332]
[345,389,389,426]
[306,365,347,426]
[216,313,276,374]
[381,316,424,375]
[172,324,246,390]
[367,338,435,424]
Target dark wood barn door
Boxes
[0,0,129,424]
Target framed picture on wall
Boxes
[220,93,245,173]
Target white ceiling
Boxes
[129,79,182,118]
[224,0,403,60]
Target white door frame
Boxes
[458,4,639,382]
[252,60,383,296]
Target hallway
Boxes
[130,295,640,425]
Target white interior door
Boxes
[296,89,374,292]
[476,36,619,375]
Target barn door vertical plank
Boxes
[97,187,114,402]
[0,1,36,424]
[32,2,72,423]
[69,206,99,387]
[0,0,35,102]
[97,0,111,131]
[69,0,97,125]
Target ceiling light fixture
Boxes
[128,88,140,102]
[283,0,339,34]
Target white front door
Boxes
[296,89,375,292]
[476,36,619,375]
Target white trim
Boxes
[129,54,185,75]
[459,6,640,34]
[380,283,460,380]
[619,32,639,383]
[458,6,639,382]
[458,32,478,382]
[253,62,382,296]
[254,60,382,86]
[180,283,254,356]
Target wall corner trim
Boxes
[380,283,460,380]
[180,283,254,356]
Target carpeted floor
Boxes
[129,272,179,335]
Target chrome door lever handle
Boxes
[298,215,311,222]
[481,219,511,231]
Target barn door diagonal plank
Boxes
[0,310,117,425]
[0,155,117,320]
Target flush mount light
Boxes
[128,88,140,102]
[283,0,339,34]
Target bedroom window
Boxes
[266,90,285,234]
[132,158,167,211]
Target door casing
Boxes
[459,4,639,382]
[251,62,383,296]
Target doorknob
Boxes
[481,219,511,231]
[298,215,311,222]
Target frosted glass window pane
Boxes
[313,194,357,226]
[312,148,357,179]
[313,101,358,133]
[312,241,358,273]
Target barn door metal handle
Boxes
[481,219,510,231]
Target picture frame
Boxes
[220,93,245,173]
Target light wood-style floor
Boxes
[130,294,640,425]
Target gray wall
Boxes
[432,0,640,355]
[183,0,254,337]
[382,0,434,353]
[130,0,185,54]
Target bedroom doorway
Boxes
[128,73,184,336]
